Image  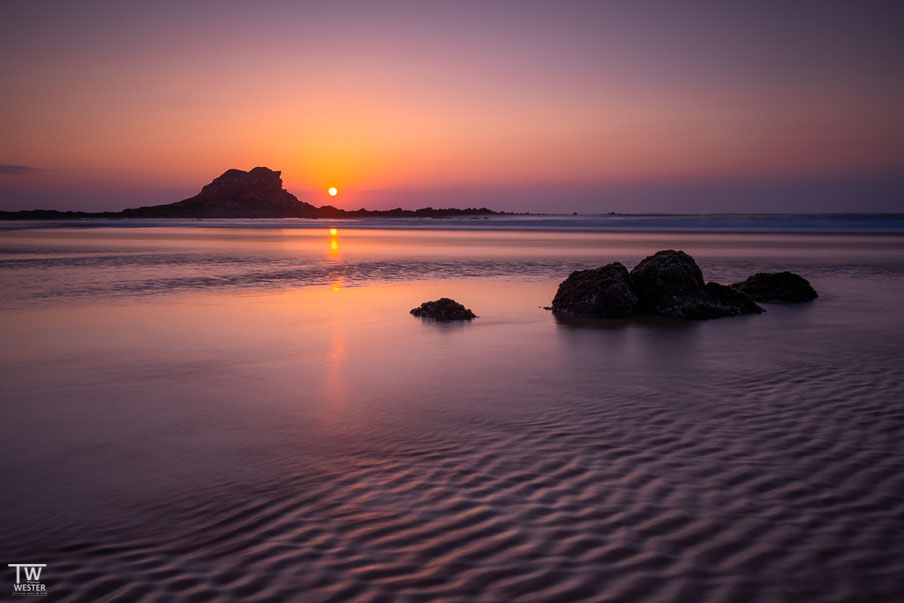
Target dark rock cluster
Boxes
[552,250,817,320]
[410,298,477,321]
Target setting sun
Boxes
[328,187,338,197]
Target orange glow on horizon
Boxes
[2,4,901,214]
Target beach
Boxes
[2,220,904,601]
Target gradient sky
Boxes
[1,0,903,213]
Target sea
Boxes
[1,214,903,602]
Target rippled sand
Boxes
[1,227,903,601]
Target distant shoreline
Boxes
[0,168,524,221]
[2,213,903,235]
[0,207,520,221]
[2,210,902,219]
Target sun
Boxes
[328,187,338,197]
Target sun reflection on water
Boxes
[328,228,340,257]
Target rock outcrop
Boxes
[551,263,638,318]
[122,167,321,218]
[700,282,765,316]
[1,167,511,220]
[410,298,477,321]
[629,250,705,315]
[629,250,763,319]
[551,250,765,320]
[731,272,818,303]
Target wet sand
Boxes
[1,227,903,601]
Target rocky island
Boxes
[0,167,506,220]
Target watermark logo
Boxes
[8,564,47,597]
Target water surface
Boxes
[1,224,903,601]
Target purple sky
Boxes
[1,1,902,213]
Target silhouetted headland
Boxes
[0,167,507,220]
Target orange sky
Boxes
[1,2,902,212]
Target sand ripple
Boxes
[5,344,903,602]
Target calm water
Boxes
[1,221,903,601]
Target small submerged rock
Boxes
[410,298,476,321]
[552,262,638,318]
[731,271,818,303]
